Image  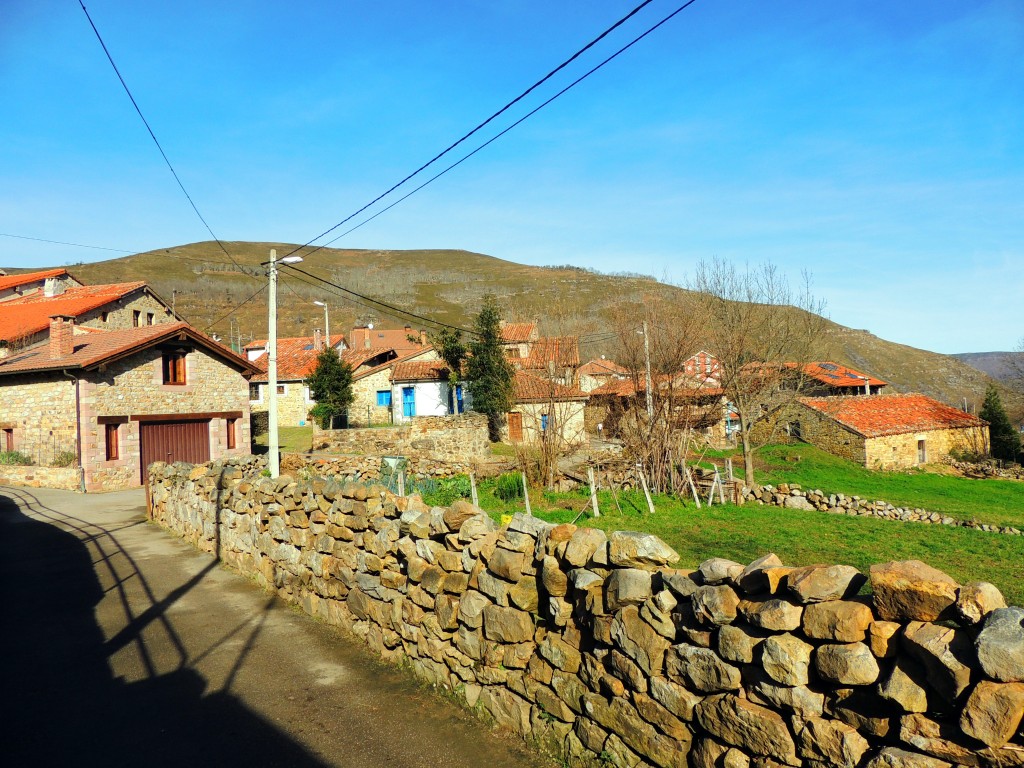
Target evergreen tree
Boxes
[467,295,515,441]
[430,327,468,409]
[305,348,354,429]
[980,385,1021,462]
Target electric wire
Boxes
[282,0,659,259]
[306,0,701,257]
[76,0,254,279]
[201,283,268,332]
[0,232,136,253]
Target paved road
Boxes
[0,485,556,768]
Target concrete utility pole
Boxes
[642,320,654,419]
[265,248,303,478]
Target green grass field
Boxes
[753,443,1024,529]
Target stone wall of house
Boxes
[77,291,174,332]
[312,414,489,462]
[740,482,1023,536]
[0,374,78,466]
[750,404,868,465]
[0,465,82,490]
[78,345,252,491]
[150,457,1024,768]
[350,367,396,427]
[864,427,989,471]
[249,381,311,427]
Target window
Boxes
[162,350,187,385]
[101,311,109,323]
[303,385,315,404]
[132,310,141,327]
[226,418,237,450]
[249,383,262,402]
[376,390,392,407]
[917,440,927,464]
[277,384,286,395]
[146,312,155,326]
[3,428,13,452]
[105,423,119,460]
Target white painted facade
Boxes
[391,380,471,424]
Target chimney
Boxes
[49,314,75,358]
[313,328,324,352]
[404,324,412,332]
[43,277,65,298]
[420,330,427,345]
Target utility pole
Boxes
[265,248,303,478]
[643,320,654,419]
[314,300,330,348]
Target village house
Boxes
[248,334,394,427]
[0,267,82,303]
[499,320,580,386]
[243,329,346,362]
[0,277,178,348]
[0,316,257,491]
[577,357,629,393]
[349,346,442,427]
[763,392,989,469]
[390,360,468,424]
[790,362,887,396]
[349,324,430,353]
[504,370,588,447]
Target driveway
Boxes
[0,485,556,768]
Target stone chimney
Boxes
[49,314,75,358]
[43,277,65,298]
[313,328,324,352]
[420,330,428,345]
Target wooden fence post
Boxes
[522,472,532,516]
[470,471,479,507]
[588,466,600,518]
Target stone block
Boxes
[605,569,653,611]
[695,694,799,766]
[608,530,680,569]
[976,607,1024,683]
[815,642,880,685]
[870,560,959,622]
[692,585,741,626]
[665,644,741,693]
[785,564,865,604]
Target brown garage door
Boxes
[139,420,211,482]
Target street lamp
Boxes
[313,300,330,348]
[262,249,303,478]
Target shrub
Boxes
[423,475,472,506]
[51,450,78,468]
[494,472,523,501]
[0,451,33,466]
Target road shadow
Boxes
[0,491,334,768]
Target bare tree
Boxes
[691,259,828,485]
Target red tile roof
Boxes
[579,358,629,377]
[514,370,587,403]
[589,374,723,399]
[0,268,69,292]
[0,281,149,342]
[243,333,346,352]
[521,336,580,370]
[351,347,437,383]
[392,361,451,382]
[249,343,397,383]
[797,362,887,389]
[799,393,986,438]
[348,326,428,352]
[0,321,257,377]
[500,322,537,344]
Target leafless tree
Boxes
[690,259,828,485]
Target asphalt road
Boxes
[0,485,556,768]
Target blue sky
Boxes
[2,1,1022,354]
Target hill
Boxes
[18,240,995,406]
[953,351,1018,382]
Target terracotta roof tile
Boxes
[500,322,537,343]
[514,370,587,403]
[392,361,451,382]
[0,321,257,376]
[0,281,149,342]
[348,326,428,352]
[521,336,580,370]
[0,268,69,292]
[579,358,629,376]
[798,362,887,388]
[799,393,986,438]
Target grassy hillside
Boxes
[18,240,995,405]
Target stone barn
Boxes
[779,393,989,469]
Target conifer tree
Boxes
[980,385,1021,462]
[467,295,515,441]
[305,348,354,429]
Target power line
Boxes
[304,0,701,257]
[281,263,479,337]
[283,0,659,260]
[77,0,253,279]
[0,232,136,254]
[202,283,268,333]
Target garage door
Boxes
[139,419,211,483]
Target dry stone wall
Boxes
[149,457,1024,768]
[312,413,490,463]
[742,483,1023,537]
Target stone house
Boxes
[0,279,177,348]
[503,370,588,447]
[243,329,346,363]
[348,324,430,353]
[500,321,580,386]
[762,393,989,469]
[791,362,887,396]
[249,337,395,428]
[0,316,257,491]
[348,347,440,427]
[0,267,82,303]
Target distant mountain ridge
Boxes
[13,240,996,408]
[953,351,1018,382]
